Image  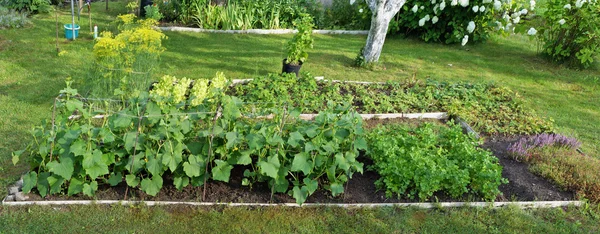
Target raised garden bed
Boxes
[5,117,575,206]
[4,75,578,208]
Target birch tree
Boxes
[362,0,407,63]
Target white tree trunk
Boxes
[362,0,406,63]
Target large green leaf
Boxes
[125,174,140,187]
[183,155,203,177]
[82,181,98,197]
[82,149,109,179]
[335,153,350,171]
[173,176,189,190]
[68,177,84,195]
[112,115,132,129]
[291,152,312,175]
[303,178,318,195]
[292,186,308,205]
[146,156,163,177]
[247,133,265,150]
[225,132,239,149]
[304,125,319,138]
[65,99,84,112]
[354,137,368,150]
[287,131,305,147]
[212,160,233,182]
[258,155,280,179]
[330,182,344,197]
[141,176,163,196]
[222,96,242,120]
[70,140,87,157]
[22,171,37,194]
[124,131,139,153]
[107,172,123,186]
[236,150,252,165]
[162,141,184,173]
[37,172,51,198]
[46,155,74,180]
[47,175,64,195]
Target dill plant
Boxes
[90,14,167,98]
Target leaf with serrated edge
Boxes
[108,172,123,186]
[354,137,368,150]
[236,150,252,165]
[330,182,344,197]
[287,131,305,147]
[22,171,37,193]
[47,157,74,180]
[174,176,189,190]
[68,177,84,195]
[258,155,280,179]
[183,155,202,177]
[212,160,233,182]
[83,181,98,197]
[292,186,308,205]
[303,178,318,195]
[141,176,163,196]
[126,174,140,187]
[291,152,312,175]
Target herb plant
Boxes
[285,13,314,65]
[366,122,507,201]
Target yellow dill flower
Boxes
[190,79,209,107]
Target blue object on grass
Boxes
[64,24,80,40]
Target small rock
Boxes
[5,195,15,202]
[15,179,23,188]
[14,192,29,201]
[8,186,19,195]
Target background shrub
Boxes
[535,0,600,68]
[1,0,51,14]
[0,6,31,29]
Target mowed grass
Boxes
[1,1,599,231]
[1,204,599,233]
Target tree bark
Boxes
[362,0,406,63]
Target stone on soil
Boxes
[14,192,29,201]
[8,186,19,195]
[5,195,15,202]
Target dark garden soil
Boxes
[21,120,574,203]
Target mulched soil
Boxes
[20,119,574,203]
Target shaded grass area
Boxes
[0,205,599,233]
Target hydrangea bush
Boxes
[352,0,536,45]
[534,0,599,68]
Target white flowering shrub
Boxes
[535,0,599,68]
[388,0,535,44]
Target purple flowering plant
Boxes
[507,133,581,160]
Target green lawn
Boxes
[1,1,600,231]
[1,204,599,233]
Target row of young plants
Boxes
[12,75,367,205]
[229,73,554,135]
[508,134,600,203]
